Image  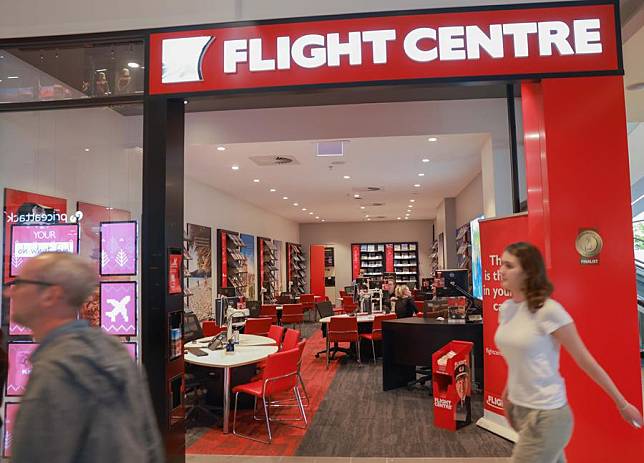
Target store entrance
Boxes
[179,81,520,458]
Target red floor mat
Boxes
[187,329,340,456]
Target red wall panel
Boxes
[310,244,326,298]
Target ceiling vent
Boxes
[352,186,383,193]
[370,202,385,207]
[249,155,299,166]
[374,216,387,219]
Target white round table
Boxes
[184,338,278,433]
[186,333,277,348]
[319,312,385,324]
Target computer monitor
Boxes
[219,287,237,298]
[344,286,354,295]
[435,269,469,297]
[214,296,240,325]
[183,312,203,342]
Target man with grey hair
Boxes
[6,252,164,462]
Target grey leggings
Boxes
[510,403,574,463]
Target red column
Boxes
[310,244,325,298]
[522,76,643,462]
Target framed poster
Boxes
[123,342,138,360]
[9,223,79,277]
[8,298,32,336]
[100,281,137,336]
[3,402,20,457]
[6,342,38,396]
[99,221,137,276]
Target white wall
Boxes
[455,173,483,227]
[300,219,433,300]
[184,178,300,293]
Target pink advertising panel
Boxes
[10,224,79,277]
[6,343,38,396]
[3,402,20,457]
[99,221,137,276]
[124,342,138,360]
[8,298,32,336]
[100,281,137,336]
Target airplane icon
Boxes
[105,296,130,323]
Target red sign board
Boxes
[150,2,619,95]
[168,252,182,295]
[351,244,361,280]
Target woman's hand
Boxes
[618,402,643,429]
[502,387,516,430]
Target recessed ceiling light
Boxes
[217,146,226,151]
[407,210,411,213]
[367,218,371,221]
[343,175,351,179]
[309,212,313,215]
[360,206,365,210]
[283,196,288,200]
[353,194,360,198]
[404,217,409,220]
[414,184,421,188]
[127,62,140,68]
[422,158,430,163]
[397,217,401,220]
[184,100,188,105]
[253,179,260,183]
[428,137,437,142]
[231,165,240,171]
[315,216,319,219]
[321,219,326,222]
[7,76,19,79]
[84,148,90,152]
[270,188,276,192]
[409,205,414,208]
[410,199,416,203]
[302,208,307,211]
[418,173,425,177]
[365,215,370,218]
[293,203,299,206]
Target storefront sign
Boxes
[150,2,620,95]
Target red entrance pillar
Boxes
[522,76,643,461]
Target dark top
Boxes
[395,296,417,318]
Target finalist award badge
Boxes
[575,229,603,265]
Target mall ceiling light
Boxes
[253,179,260,183]
[428,137,437,142]
[217,146,226,151]
[367,218,371,221]
[397,217,401,220]
[404,217,409,220]
[353,194,360,199]
[282,196,288,200]
[409,205,414,208]
[321,219,326,222]
[95,68,107,72]
[414,184,421,188]
[343,175,351,179]
[84,148,90,152]
[309,212,314,215]
[127,62,140,69]
[7,76,19,79]
[293,202,299,206]
[231,165,240,171]
[422,158,430,163]
[184,100,188,105]
[360,206,366,210]
[270,188,276,192]
[302,208,307,211]
[418,173,425,177]
[410,199,416,203]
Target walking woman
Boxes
[495,242,642,463]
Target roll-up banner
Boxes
[476,213,528,442]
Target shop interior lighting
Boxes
[418,173,425,176]
[367,218,371,221]
[309,212,314,215]
[253,179,260,183]
[321,219,326,222]
[343,175,351,179]
[302,208,307,211]
[231,165,239,170]
[397,217,401,220]
[315,216,320,219]
[414,184,421,187]
[360,206,366,210]
[427,137,438,142]
[422,158,430,163]
[282,196,288,200]
[293,202,299,206]
[184,100,188,104]
[408,205,413,208]
[7,76,19,79]
[410,199,416,202]
[217,146,226,151]
[353,194,360,198]
[95,68,107,72]
[128,62,140,68]
[84,148,90,152]
[404,217,409,220]
[269,188,276,192]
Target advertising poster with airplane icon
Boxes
[100,281,137,336]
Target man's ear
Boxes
[40,285,65,308]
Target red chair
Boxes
[259,304,278,324]
[202,320,224,337]
[232,348,306,443]
[359,313,397,363]
[341,295,357,314]
[244,318,272,337]
[268,324,285,348]
[270,338,309,408]
[339,290,347,298]
[281,304,304,329]
[326,316,360,368]
[282,328,300,351]
[298,294,316,321]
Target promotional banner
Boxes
[6,342,38,396]
[123,342,138,360]
[3,402,19,457]
[10,224,79,277]
[99,221,137,276]
[351,244,360,280]
[385,243,394,273]
[100,281,137,336]
[150,2,619,95]
[8,298,31,336]
[476,213,528,441]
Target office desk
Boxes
[381,318,483,391]
[185,341,278,433]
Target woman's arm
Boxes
[502,383,516,430]
[552,323,643,428]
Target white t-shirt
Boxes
[494,298,573,410]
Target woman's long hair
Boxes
[505,242,553,313]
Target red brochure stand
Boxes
[432,340,474,431]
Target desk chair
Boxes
[359,313,397,363]
[269,339,309,408]
[341,295,357,314]
[326,316,360,368]
[281,304,304,330]
[268,324,285,348]
[232,348,306,444]
[282,328,301,351]
[259,304,278,324]
[244,318,272,337]
[298,293,316,321]
[314,301,339,358]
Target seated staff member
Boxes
[394,285,417,318]
[381,279,396,313]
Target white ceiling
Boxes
[184,98,508,224]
